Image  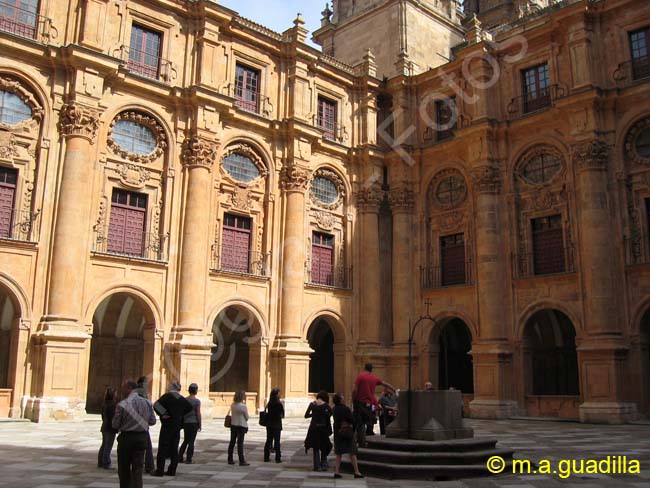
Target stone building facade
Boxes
[0,0,648,424]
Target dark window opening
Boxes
[440,233,466,286]
[522,63,551,113]
[221,213,252,273]
[630,27,650,80]
[317,96,337,141]
[235,64,260,113]
[532,214,565,275]
[128,24,162,79]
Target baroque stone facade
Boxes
[0,0,648,424]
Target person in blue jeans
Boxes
[98,387,118,469]
[179,383,202,464]
[263,388,284,463]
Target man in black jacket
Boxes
[152,382,193,477]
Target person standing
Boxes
[135,376,155,474]
[98,387,118,469]
[378,388,398,435]
[263,388,284,463]
[227,390,250,466]
[352,363,395,447]
[152,382,193,477]
[304,391,332,472]
[332,393,364,479]
[179,383,202,464]
[112,380,157,488]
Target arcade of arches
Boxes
[0,286,16,417]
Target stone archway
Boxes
[86,293,154,414]
[640,310,650,416]
[0,285,19,417]
[427,318,474,392]
[307,319,335,393]
[522,309,579,418]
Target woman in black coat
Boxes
[263,388,285,463]
[332,393,363,479]
[97,387,117,469]
[304,390,332,471]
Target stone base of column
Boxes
[166,331,214,398]
[468,399,518,419]
[270,338,312,416]
[469,342,514,419]
[24,396,88,422]
[579,402,638,424]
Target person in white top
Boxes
[227,390,250,466]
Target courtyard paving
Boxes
[0,417,648,487]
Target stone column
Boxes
[168,136,218,394]
[468,164,516,419]
[272,164,312,414]
[31,103,100,421]
[573,139,636,423]
[356,184,383,348]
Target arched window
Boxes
[0,90,31,125]
[312,175,339,205]
[222,152,261,183]
[435,175,466,208]
[112,119,157,156]
[521,152,562,185]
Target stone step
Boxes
[365,436,499,452]
[341,459,512,480]
[357,446,514,466]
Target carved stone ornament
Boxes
[0,76,43,129]
[280,164,311,192]
[625,117,650,166]
[436,210,466,231]
[220,143,268,185]
[59,103,101,141]
[356,182,383,212]
[0,132,18,159]
[117,162,151,189]
[314,209,335,230]
[182,136,218,170]
[515,145,565,186]
[572,139,609,172]
[389,183,415,211]
[470,165,501,194]
[310,167,346,210]
[107,111,167,164]
[231,187,253,211]
[428,168,467,210]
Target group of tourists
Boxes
[97,363,409,487]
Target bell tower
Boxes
[465,0,554,29]
[313,0,466,79]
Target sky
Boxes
[220,0,325,48]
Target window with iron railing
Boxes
[128,24,162,79]
[522,63,551,114]
[0,166,17,238]
[440,233,466,287]
[317,96,337,141]
[107,189,147,257]
[311,231,334,286]
[0,0,38,39]
[235,64,260,113]
[221,213,252,274]
[531,214,565,275]
[630,27,650,81]
[435,97,457,142]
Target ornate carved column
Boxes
[31,103,100,421]
[572,139,636,423]
[356,183,383,348]
[468,163,516,419]
[168,135,218,394]
[272,163,313,411]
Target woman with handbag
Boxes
[263,388,284,463]
[304,390,332,472]
[332,393,364,479]
[227,390,250,466]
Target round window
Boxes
[222,152,261,183]
[0,90,32,125]
[635,127,650,159]
[312,176,339,205]
[435,176,466,207]
[112,119,157,156]
[522,153,562,184]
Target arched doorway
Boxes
[640,310,650,416]
[0,287,16,391]
[522,309,579,418]
[86,293,151,413]
[438,319,474,393]
[308,319,334,393]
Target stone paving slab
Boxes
[0,418,647,487]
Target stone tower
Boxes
[465,0,554,29]
[313,0,466,79]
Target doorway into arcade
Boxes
[0,285,19,417]
[86,293,152,413]
[307,318,334,394]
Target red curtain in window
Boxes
[221,225,251,273]
[108,196,146,257]
[0,184,15,239]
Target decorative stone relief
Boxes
[59,103,101,141]
[107,111,167,164]
[356,183,383,212]
[0,76,44,128]
[117,163,151,189]
[220,143,268,185]
[231,187,253,211]
[309,167,345,210]
[280,164,311,191]
[429,168,467,210]
[182,136,218,170]
[313,210,335,230]
[0,132,18,160]
[470,165,501,194]
[572,139,609,172]
[516,145,565,186]
[625,117,650,166]
[388,183,415,211]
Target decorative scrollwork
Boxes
[281,164,311,192]
[59,103,101,142]
[572,139,609,172]
[388,183,415,211]
[117,163,151,189]
[182,136,218,170]
[625,117,650,166]
[310,167,346,210]
[0,76,44,129]
[428,168,467,210]
[470,165,501,194]
[356,183,383,212]
[107,111,167,164]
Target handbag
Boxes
[338,420,354,440]
[259,409,267,427]
[224,407,232,429]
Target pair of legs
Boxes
[227,426,248,465]
[312,448,328,471]
[144,432,154,473]
[97,430,116,468]
[179,423,199,463]
[116,431,148,488]
[334,453,362,477]
[155,425,181,476]
[354,405,372,447]
[263,427,281,462]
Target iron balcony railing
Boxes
[224,84,274,117]
[0,0,56,43]
[614,56,650,87]
[625,233,650,266]
[0,209,39,243]
[114,45,177,84]
[306,265,353,290]
[420,260,474,290]
[211,247,271,278]
[513,245,575,279]
[92,226,168,262]
[507,84,566,120]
